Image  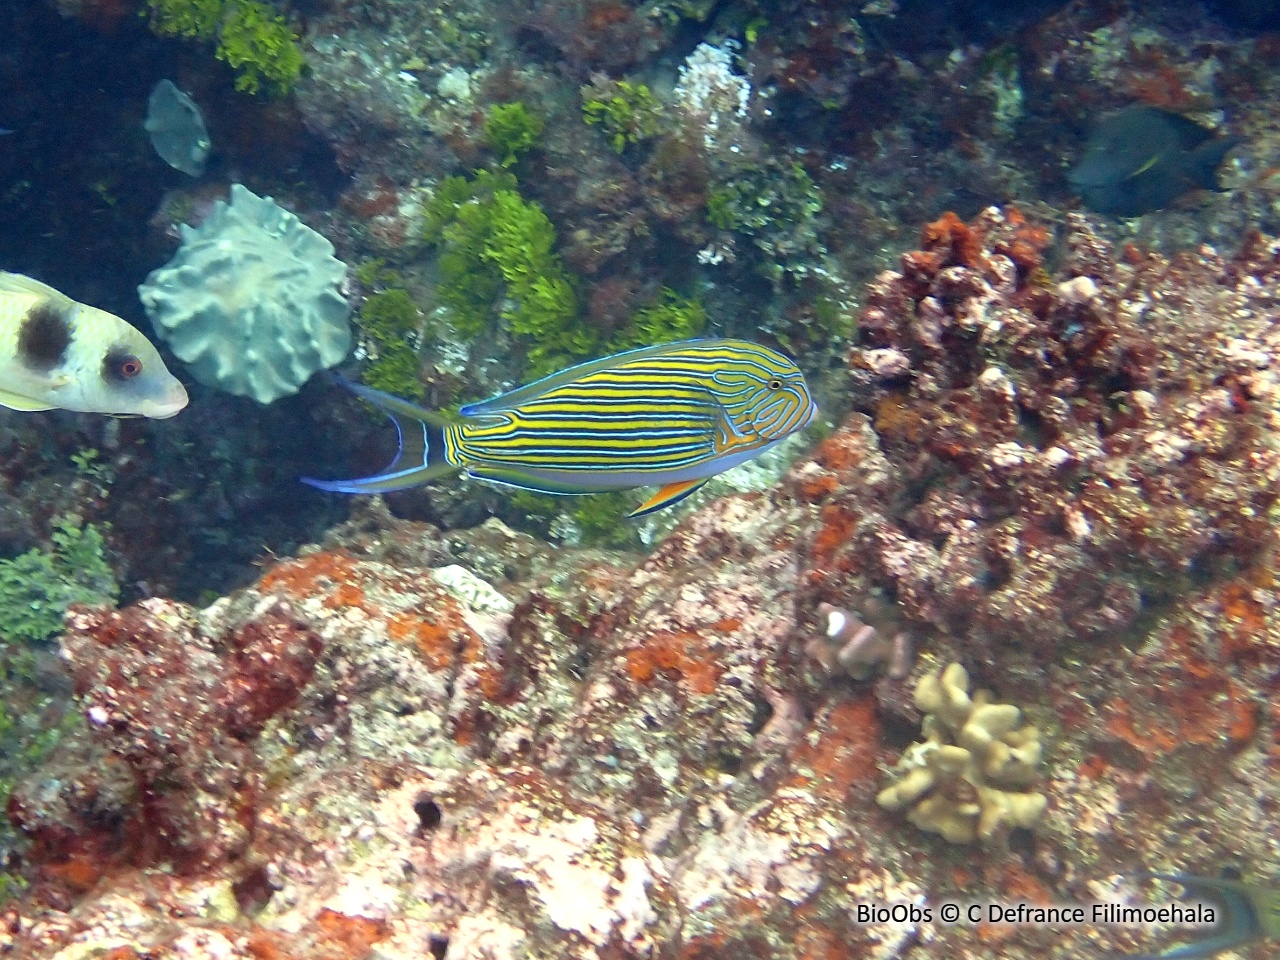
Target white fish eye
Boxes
[768,378,782,390]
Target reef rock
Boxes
[8,212,1280,960]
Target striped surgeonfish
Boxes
[304,338,817,517]
[1121,869,1280,960]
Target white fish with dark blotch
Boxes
[0,273,188,417]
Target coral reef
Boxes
[2,460,1277,958]
[10,598,321,877]
[11,0,1280,954]
[877,662,1047,843]
[839,206,1280,655]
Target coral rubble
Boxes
[842,206,1280,655]
[877,662,1047,843]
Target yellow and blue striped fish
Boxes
[304,338,816,517]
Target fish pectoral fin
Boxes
[1127,152,1163,179]
[714,426,758,456]
[629,478,709,518]
[0,386,55,412]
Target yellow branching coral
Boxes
[876,662,1047,843]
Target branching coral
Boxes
[877,662,1047,843]
[808,602,912,681]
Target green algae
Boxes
[145,0,304,95]
[582,80,664,153]
[485,102,546,167]
[356,286,426,400]
[0,515,117,645]
[609,289,707,351]
[423,171,593,378]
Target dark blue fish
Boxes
[0,128,13,136]
[1070,106,1241,217]
[1121,870,1280,960]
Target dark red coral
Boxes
[223,614,324,740]
[9,599,322,883]
[835,208,1280,654]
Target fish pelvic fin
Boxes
[629,478,709,518]
[302,378,457,494]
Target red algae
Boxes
[624,629,722,695]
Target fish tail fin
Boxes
[1121,872,1260,960]
[1188,136,1242,191]
[302,378,457,494]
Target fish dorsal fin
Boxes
[0,272,76,309]
[459,339,729,417]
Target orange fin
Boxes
[629,478,709,518]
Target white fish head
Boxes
[60,304,189,418]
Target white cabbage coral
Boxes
[139,184,351,404]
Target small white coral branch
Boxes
[808,603,913,681]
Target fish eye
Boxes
[768,378,783,390]
[104,350,144,383]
